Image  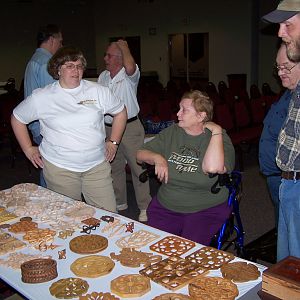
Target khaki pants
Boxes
[43,159,116,212]
[106,119,151,210]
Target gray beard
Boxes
[287,41,300,62]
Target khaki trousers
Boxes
[43,159,116,212]
[106,119,151,210]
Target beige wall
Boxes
[0,0,280,93]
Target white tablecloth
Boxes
[0,184,266,299]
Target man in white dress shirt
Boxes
[98,40,151,222]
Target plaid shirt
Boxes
[276,84,300,171]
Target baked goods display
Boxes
[188,276,239,300]
[70,255,115,278]
[69,234,108,254]
[149,236,195,257]
[220,261,260,282]
[110,274,151,298]
[21,258,58,283]
[139,256,207,291]
[49,277,89,299]
[0,184,263,299]
[185,246,234,270]
[110,247,162,268]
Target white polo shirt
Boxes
[13,80,124,172]
[98,64,140,124]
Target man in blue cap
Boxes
[263,0,300,261]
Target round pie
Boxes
[188,276,239,300]
[70,255,115,278]
[69,234,108,254]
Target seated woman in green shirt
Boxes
[137,90,235,245]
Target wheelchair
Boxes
[208,171,245,257]
[139,165,245,257]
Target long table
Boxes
[0,183,266,299]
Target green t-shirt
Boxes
[141,124,235,212]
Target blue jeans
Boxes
[277,178,300,261]
[266,175,281,228]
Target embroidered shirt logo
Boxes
[77,99,97,105]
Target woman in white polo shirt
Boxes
[11,46,127,212]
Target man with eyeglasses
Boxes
[98,40,151,222]
[259,43,300,230]
[24,24,63,187]
[263,0,300,260]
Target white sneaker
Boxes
[117,203,128,211]
[139,210,148,222]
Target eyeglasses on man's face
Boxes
[63,63,85,71]
[274,63,298,74]
[104,53,121,59]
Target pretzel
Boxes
[110,247,162,268]
[115,229,160,249]
[70,255,115,278]
[79,292,120,300]
[110,274,151,298]
[149,236,195,257]
[64,202,96,220]
[185,246,234,270]
[69,234,108,254]
[188,276,239,300]
[220,261,260,282]
[49,277,89,299]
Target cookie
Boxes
[110,247,162,268]
[110,274,151,298]
[69,234,108,254]
[49,277,89,299]
[220,261,260,282]
[70,255,115,278]
[79,292,120,300]
[149,236,195,257]
[152,293,192,300]
[188,276,239,300]
[140,256,207,291]
[185,246,234,270]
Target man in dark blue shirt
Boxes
[259,43,300,227]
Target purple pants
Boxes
[147,195,232,246]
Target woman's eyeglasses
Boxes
[63,63,85,71]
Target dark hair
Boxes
[36,24,61,47]
[47,46,87,79]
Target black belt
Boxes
[281,171,300,180]
[105,116,138,127]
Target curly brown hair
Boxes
[47,46,87,80]
[181,90,214,121]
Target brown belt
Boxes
[281,171,300,180]
[105,116,138,127]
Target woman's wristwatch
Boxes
[110,140,119,146]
